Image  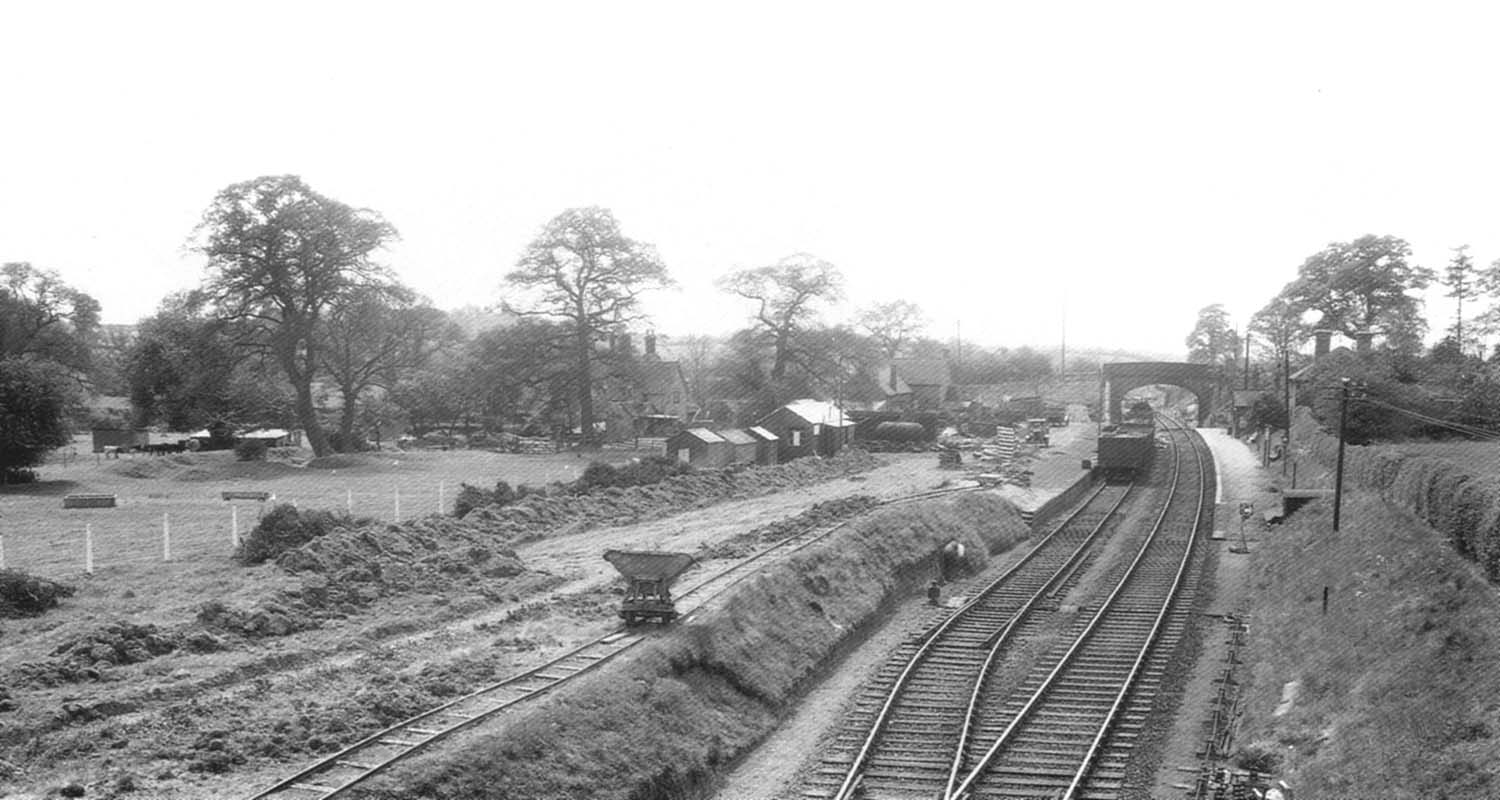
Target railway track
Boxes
[243,483,984,800]
[950,417,1210,800]
[805,478,1136,799]
[805,417,1212,800]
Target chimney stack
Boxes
[1313,329,1333,359]
[1353,330,1374,353]
[644,330,657,358]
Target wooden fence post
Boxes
[0,534,6,569]
[437,481,444,515]
[163,513,171,561]
[346,489,353,515]
[231,505,239,548]
[394,486,401,522]
[85,524,94,574]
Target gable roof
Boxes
[776,399,858,427]
[718,429,757,445]
[674,427,725,444]
[747,426,779,441]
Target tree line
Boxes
[3,174,1065,473]
[1186,233,1500,441]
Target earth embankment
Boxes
[353,491,1030,800]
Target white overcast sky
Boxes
[3,1,1499,358]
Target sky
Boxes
[4,1,1500,360]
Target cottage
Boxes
[756,399,857,462]
[665,428,730,468]
[890,358,954,410]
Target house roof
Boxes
[634,360,686,394]
[776,399,858,427]
[747,426,779,441]
[892,358,952,387]
[718,428,757,445]
[673,427,725,444]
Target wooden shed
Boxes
[747,426,779,465]
[666,428,730,468]
[718,428,759,465]
[756,399,856,462]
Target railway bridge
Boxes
[1101,361,1216,425]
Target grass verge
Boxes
[1236,491,1500,798]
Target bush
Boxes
[235,504,366,565]
[326,431,370,453]
[0,569,76,616]
[234,438,269,461]
[453,483,495,518]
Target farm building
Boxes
[665,428,730,468]
[717,428,759,465]
[756,399,856,462]
[91,428,149,453]
[239,429,301,447]
[747,426,779,465]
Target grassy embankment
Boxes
[351,492,1030,800]
[1232,413,1500,797]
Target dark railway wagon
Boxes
[1095,421,1156,480]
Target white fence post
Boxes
[0,534,6,569]
[437,481,445,515]
[84,524,94,574]
[163,513,172,561]
[346,489,353,515]
[394,486,401,522]
[231,505,239,548]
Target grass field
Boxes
[0,439,628,581]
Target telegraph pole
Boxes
[1282,346,1292,476]
[1333,377,1350,532]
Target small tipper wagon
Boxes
[602,550,697,626]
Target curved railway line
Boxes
[806,417,1212,800]
[243,484,984,800]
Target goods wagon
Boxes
[1096,420,1156,480]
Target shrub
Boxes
[326,431,370,453]
[235,504,365,565]
[453,483,495,518]
[234,438,269,461]
[0,569,76,616]
[1,467,38,485]
[579,461,618,491]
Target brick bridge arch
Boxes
[1101,362,1216,426]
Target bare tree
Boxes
[856,299,926,359]
[504,207,672,443]
[718,253,844,382]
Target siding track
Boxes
[243,485,982,799]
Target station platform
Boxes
[991,419,1100,524]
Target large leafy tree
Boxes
[0,357,74,481]
[0,262,101,377]
[1279,234,1434,352]
[318,285,459,448]
[503,207,671,443]
[190,175,398,456]
[126,295,292,432]
[719,253,844,383]
[1249,293,1311,387]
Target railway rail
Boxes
[243,484,984,800]
[806,416,1212,800]
[947,417,1210,799]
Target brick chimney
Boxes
[1353,330,1374,353]
[1313,329,1333,359]
[644,330,657,358]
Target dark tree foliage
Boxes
[235,504,368,566]
[1300,353,1434,444]
[192,175,399,456]
[0,357,74,480]
[1279,234,1434,353]
[125,297,293,431]
[0,262,100,376]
